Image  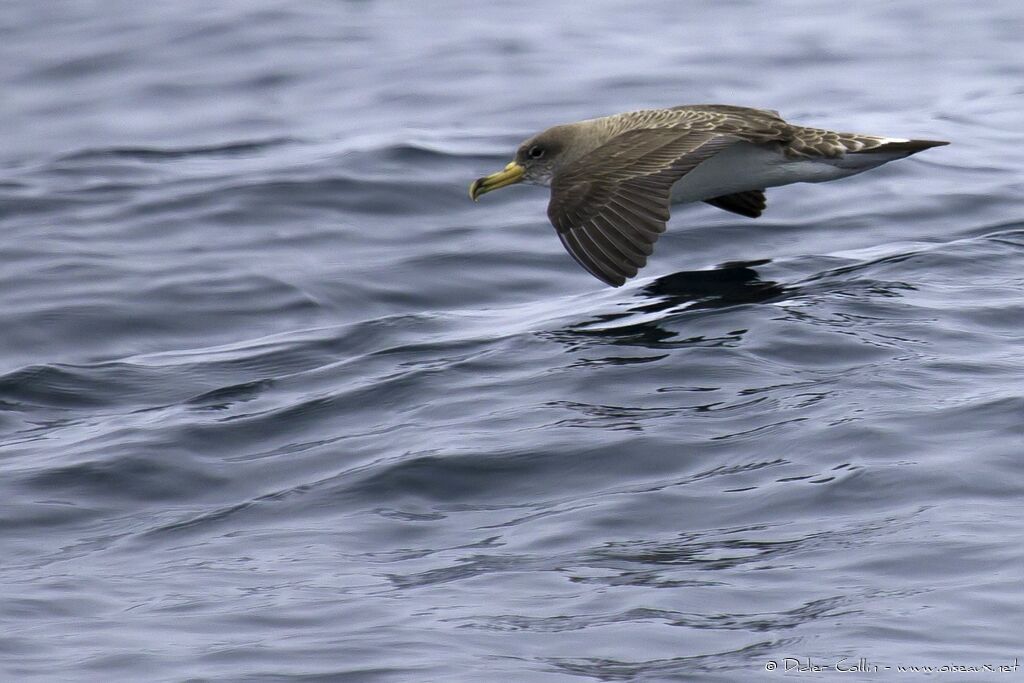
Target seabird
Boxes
[469,104,947,286]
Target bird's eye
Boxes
[527,145,545,159]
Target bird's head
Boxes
[470,124,592,200]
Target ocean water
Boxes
[1,1,1022,680]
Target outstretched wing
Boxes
[547,128,735,286]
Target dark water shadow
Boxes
[549,261,790,350]
[636,259,787,313]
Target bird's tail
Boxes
[857,138,949,155]
[786,126,949,159]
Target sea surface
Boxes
[2,1,1022,681]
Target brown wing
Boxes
[547,128,736,286]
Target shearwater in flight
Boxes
[470,104,948,286]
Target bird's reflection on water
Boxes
[638,259,785,311]
[552,260,789,350]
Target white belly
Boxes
[669,141,892,204]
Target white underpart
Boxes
[670,141,909,204]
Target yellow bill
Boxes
[469,161,525,201]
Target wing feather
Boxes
[547,130,731,286]
[545,107,796,285]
